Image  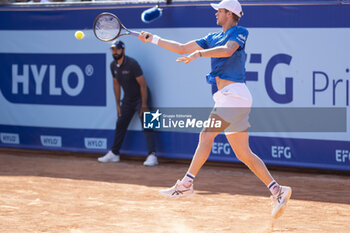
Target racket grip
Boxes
[130,31,149,39]
[130,31,140,37]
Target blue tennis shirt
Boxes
[195,25,248,84]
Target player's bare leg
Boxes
[186,130,222,176]
[226,130,292,218]
[226,130,274,186]
[159,114,226,198]
[185,114,229,181]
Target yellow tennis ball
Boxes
[75,31,84,40]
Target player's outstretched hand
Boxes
[176,51,201,64]
[139,31,153,43]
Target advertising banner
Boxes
[0,2,349,170]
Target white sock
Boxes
[268,180,280,196]
[181,173,195,188]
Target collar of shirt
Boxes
[117,56,128,68]
[224,25,238,35]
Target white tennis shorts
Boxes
[212,83,252,135]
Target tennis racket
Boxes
[93,12,147,42]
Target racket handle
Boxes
[129,31,140,37]
[130,31,149,39]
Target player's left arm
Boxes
[176,41,240,64]
[136,75,149,114]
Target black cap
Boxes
[111,40,125,49]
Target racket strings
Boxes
[95,15,121,41]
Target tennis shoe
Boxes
[98,151,120,163]
[160,180,194,198]
[143,153,158,166]
[271,186,292,218]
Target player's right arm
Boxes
[158,39,201,55]
[139,32,202,55]
[113,78,121,117]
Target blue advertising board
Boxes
[0,1,349,171]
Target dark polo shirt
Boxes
[110,56,143,103]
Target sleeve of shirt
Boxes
[195,33,213,49]
[229,27,248,48]
[110,62,115,78]
[132,60,143,78]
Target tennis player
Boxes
[139,0,292,218]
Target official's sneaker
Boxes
[159,180,194,198]
[271,186,292,218]
[143,153,158,166]
[98,151,120,163]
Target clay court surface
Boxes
[0,149,349,233]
